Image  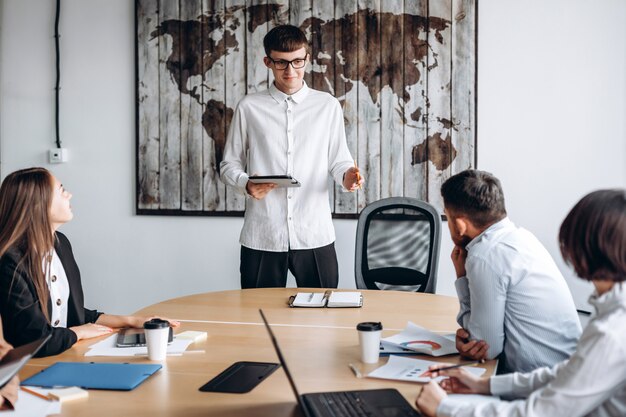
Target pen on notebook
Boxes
[20,386,52,401]
[307,293,315,302]
[348,363,362,378]
[420,359,485,376]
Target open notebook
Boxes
[288,291,363,308]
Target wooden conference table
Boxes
[19,289,495,417]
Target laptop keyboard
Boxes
[318,391,373,417]
[309,391,419,417]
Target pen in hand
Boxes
[419,359,485,377]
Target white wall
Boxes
[1,0,624,314]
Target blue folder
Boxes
[22,362,162,391]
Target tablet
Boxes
[248,175,301,187]
[199,361,279,393]
[0,334,50,388]
[116,327,174,348]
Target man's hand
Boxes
[342,167,364,191]
[451,245,467,278]
[455,328,489,360]
[246,181,276,200]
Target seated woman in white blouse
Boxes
[0,167,179,357]
[415,189,626,417]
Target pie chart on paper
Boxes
[400,340,442,351]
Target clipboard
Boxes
[21,362,162,391]
[248,175,301,187]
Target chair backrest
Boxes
[355,197,441,293]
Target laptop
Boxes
[259,310,421,417]
[0,334,51,388]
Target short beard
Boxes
[453,234,472,248]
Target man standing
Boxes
[220,25,362,289]
[441,169,581,373]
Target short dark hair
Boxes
[441,169,507,228]
[263,25,309,57]
[559,189,626,282]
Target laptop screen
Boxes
[0,334,50,388]
[259,309,309,414]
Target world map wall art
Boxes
[136,0,477,217]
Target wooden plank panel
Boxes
[451,0,475,173]
[380,0,404,199]
[180,0,204,211]
[137,0,160,210]
[224,0,248,212]
[274,0,289,25]
[334,0,359,214]
[246,0,269,94]
[357,0,382,207]
[426,0,452,211]
[290,0,312,85]
[202,0,227,211]
[306,1,335,212]
[403,0,428,201]
[158,0,181,209]
[136,1,475,217]
[309,1,334,96]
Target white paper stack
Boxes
[84,334,193,357]
[381,322,457,356]
[367,356,486,383]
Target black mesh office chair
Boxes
[355,197,441,293]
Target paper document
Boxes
[292,292,327,307]
[379,340,417,355]
[327,291,362,307]
[5,389,61,417]
[381,322,457,356]
[367,355,486,383]
[85,334,193,357]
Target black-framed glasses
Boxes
[267,54,308,70]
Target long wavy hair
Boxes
[0,167,56,321]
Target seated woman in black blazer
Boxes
[0,167,179,357]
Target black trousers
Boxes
[240,243,339,289]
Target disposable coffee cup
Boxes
[357,322,383,364]
[143,318,170,360]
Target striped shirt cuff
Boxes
[455,276,470,301]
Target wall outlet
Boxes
[49,148,69,164]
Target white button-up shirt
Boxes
[455,218,581,373]
[43,250,70,327]
[220,82,354,251]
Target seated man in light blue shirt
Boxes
[440,169,581,374]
